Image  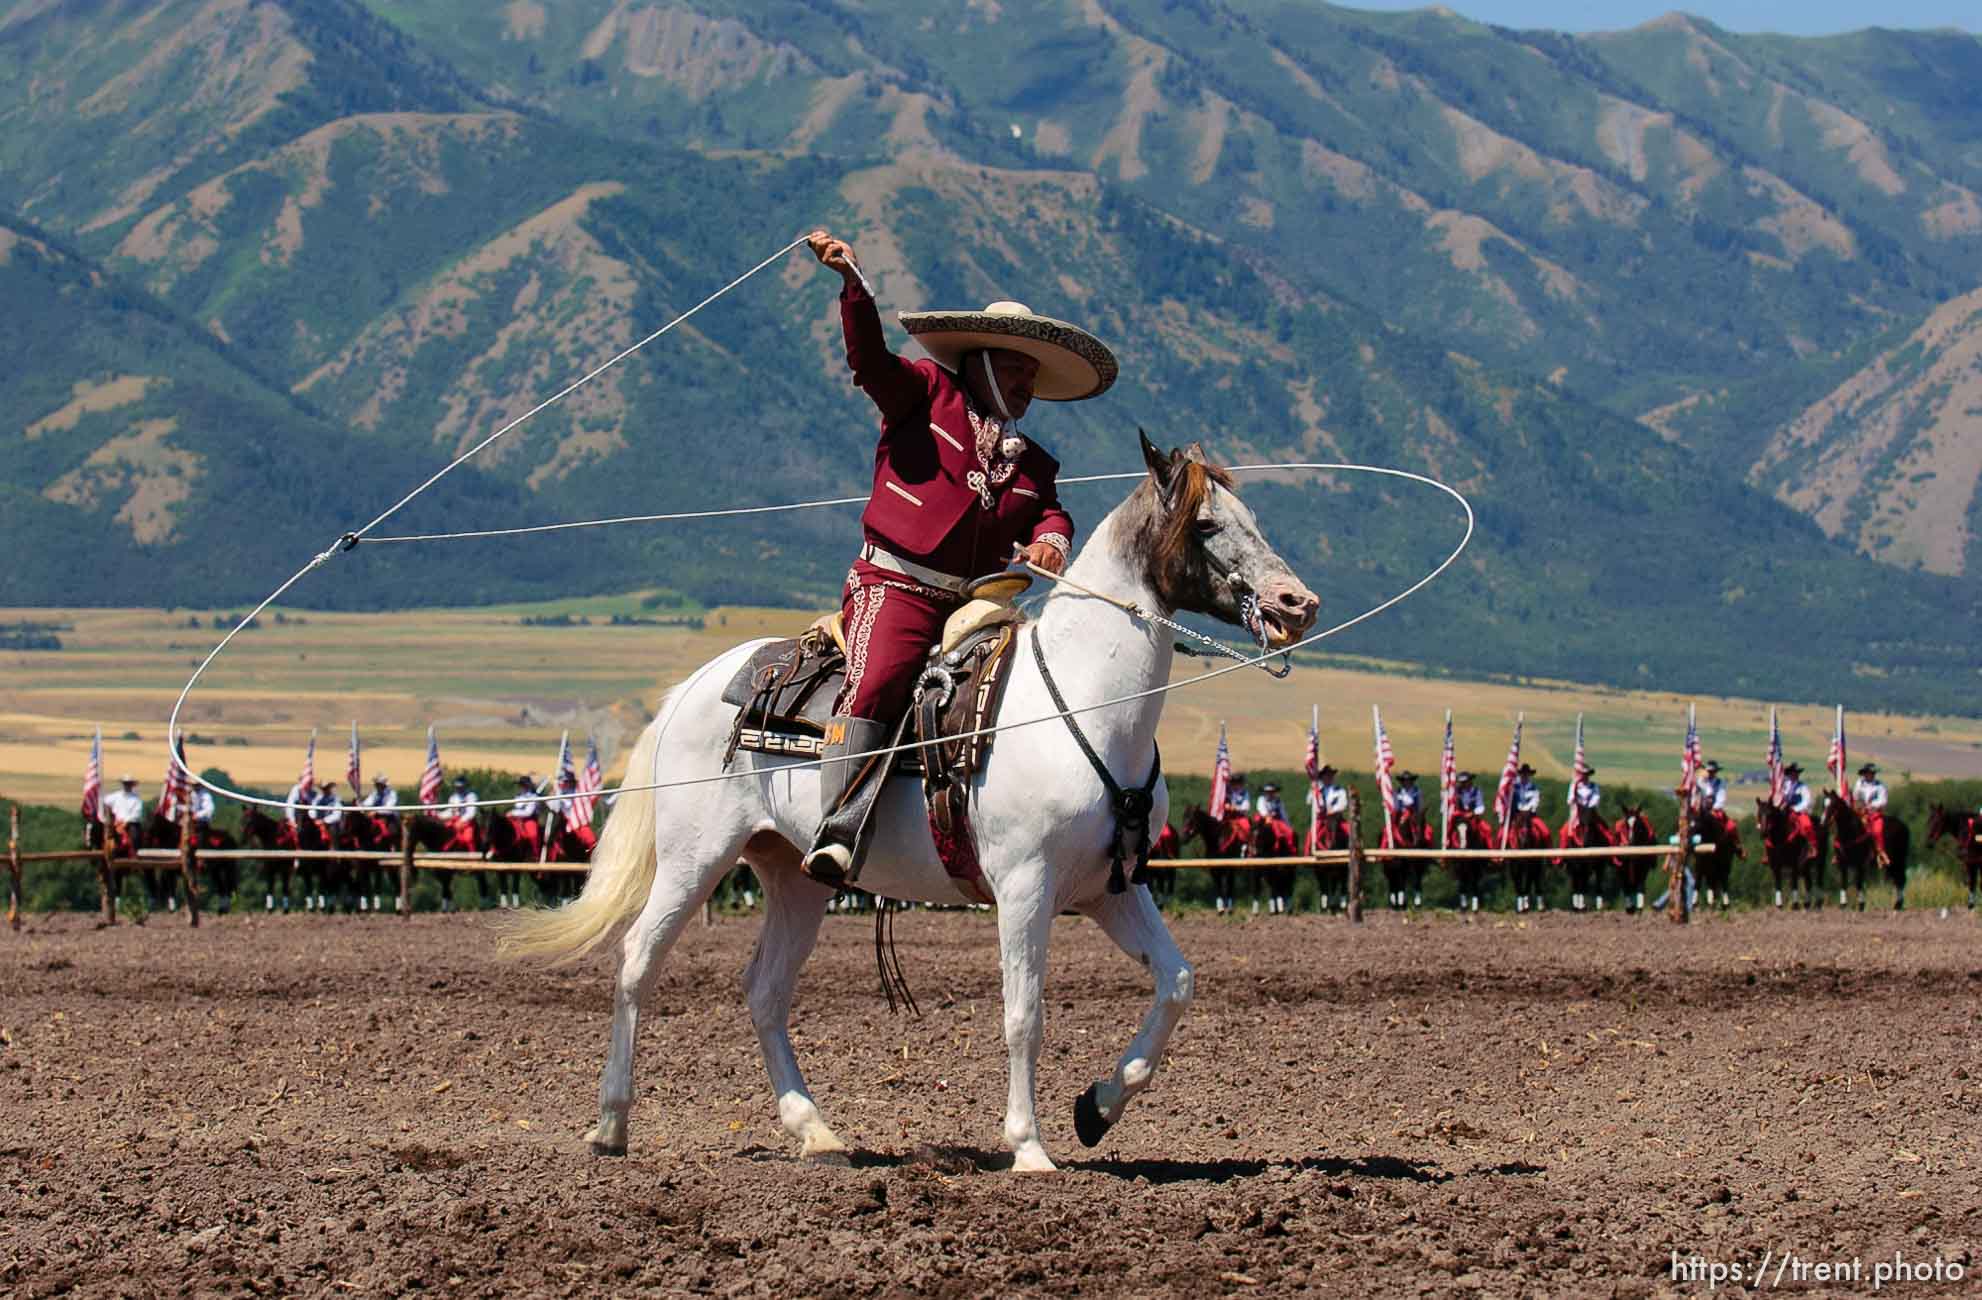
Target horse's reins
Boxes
[1012,551,1292,678]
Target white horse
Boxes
[501,435,1319,1172]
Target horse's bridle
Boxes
[1016,548,1294,679]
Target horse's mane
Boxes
[1125,451,1235,607]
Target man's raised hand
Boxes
[806,229,860,283]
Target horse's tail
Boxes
[495,685,676,965]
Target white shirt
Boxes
[1454,785,1485,814]
[1782,779,1811,814]
[1700,776,1727,813]
[104,788,144,824]
[1570,779,1601,810]
[313,791,343,826]
[1853,778,1887,811]
[1311,783,1348,816]
[189,787,215,823]
[361,787,399,811]
[285,782,314,825]
[1256,793,1287,820]
[446,790,478,822]
[1514,780,1541,814]
[511,790,541,819]
[1393,785,1422,813]
[1224,787,1250,816]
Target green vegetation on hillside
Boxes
[0,0,1978,714]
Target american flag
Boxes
[299,729,317,794]
[1494,714,1524,850]
[159,735,190,821]
[1766,706,1785,804]
[1373,705,1397,849]
[1571,713,1589,789]
[570,734,604,827]
[81,725,102,821]
[418,726,443,805]
[1208,724,1231,820]
[1680,705,1702,798]
[346,721,362,794]
[1826,704,1847,797]
[1439,710,1455,850]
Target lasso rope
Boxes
[165,234,1474,814]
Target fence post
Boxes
[179,800,202,928]
[1346,789,1365,924]
[1668,796,1692,925]
[399,816,413,918]
[8,802,21,931]
[98,824,117,927]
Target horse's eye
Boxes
[1194,517,1220,537]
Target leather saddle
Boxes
[719,580,1027,780]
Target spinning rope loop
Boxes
[166,236,1475,816]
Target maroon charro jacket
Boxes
[839,282,1074,580]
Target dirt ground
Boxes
[3,905,1978,1298]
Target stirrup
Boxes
[801,841,852,889]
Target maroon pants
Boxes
[835,559,963,721]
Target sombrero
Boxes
[899,301,1118,401]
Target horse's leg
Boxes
[1072,884,1193,1150]
[994,881,1057,1172]
[738,837,847,1160]
[589,828,746,1158]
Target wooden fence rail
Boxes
[1149,842,1710,870]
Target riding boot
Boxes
[802,715,896,888]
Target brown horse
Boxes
[1823,793,1909,910]
[1756,798,1825,909]
[1249,812,1300,914]
[1612,806,1658,914]
[1308,804,1353,913]
[1180,804,1251,915]
[143,807,240,912]
[1926,804,1982,910]
[1688,802,1744,910]
[86,815,159,917]
[1444,808,1494,912]
[478,812,534,909]
[534,809,592,905]
[1555,804,1615,912]
[1500,810,1552,913]
[1383,805,1435,910]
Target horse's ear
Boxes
[1139,428,1178,500]
[1182,440,1209,465]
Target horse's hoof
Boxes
[589,1140,627,1157]
[1073,1085,1112,1149]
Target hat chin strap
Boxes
[978,351,1018,427]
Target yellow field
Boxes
[3,596,1979,809]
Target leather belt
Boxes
[858,543,968,595]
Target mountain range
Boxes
[2,0,1979,711]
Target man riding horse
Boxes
[1696,759,1739,844]
[1559,764,1612,912]
[800,229,1117,887]
[103,775,145,859]
[1851,763,1892,864]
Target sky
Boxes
[1340,1,1978,36]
